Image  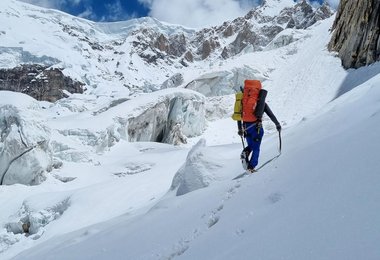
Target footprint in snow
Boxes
[113,162,154,177]
[267,192,283,204]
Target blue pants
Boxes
[244,122,264,169]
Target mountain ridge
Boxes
[0,0,333,97]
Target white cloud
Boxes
[20,0,98,20]
[310,0,340,10]
[77,6,96,20]
[138,0,153,6]
[138,0,259,28]
[101,0,137,21]
[20,0,84,9]
[20,0,341,26]
[326,0,340,9]
[19,0,58,8]
[139,0,342,28]
[20,0,137,22]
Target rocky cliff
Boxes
[328,0,380,69]
[0,65,84,102]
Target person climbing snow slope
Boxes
[232,79,281,173]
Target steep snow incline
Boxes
[183,16,347,143]
[267,16,346,125]
[12,66,380,260]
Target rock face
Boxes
[328,0,380,69]
[0,65,84,102]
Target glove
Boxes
[238,129,243,136]
[276,124,281,132]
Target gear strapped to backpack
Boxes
[232,80,267,122]
[232,91,243,121]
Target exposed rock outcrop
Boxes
[328,0,380,69]
[0,65,84,102]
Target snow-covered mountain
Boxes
[0,0,333,94]
[1,0,380,259]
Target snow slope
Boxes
[1,1,380,259]
[10,63,380,260]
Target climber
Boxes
[232,80,281,173]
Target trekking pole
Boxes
[278,130,282,154]
[240,135,245,149]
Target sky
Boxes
[19,0,340,28]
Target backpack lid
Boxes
[244,80,262,90]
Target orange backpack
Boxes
[242,80,262,122]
